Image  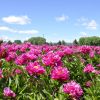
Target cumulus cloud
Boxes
[76,17,97,30]
[0,26,38,34]
[0,35,14,41]
[0,26,16,32]
[2,16,31,25]
[55,14,69,22]
[77,17,88,22]
[87,20,97,30]
[80,32,87,36]
[18,30,38,34]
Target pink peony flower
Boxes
[89,51,95,58]
[55,51,64,57]
[85,81,92,87]
[25,52,37,60]
[15,69,22,74]
[80,58,86,64]
[42,52,61,67]
[63,47,73,55]
[96,64,100,68]
[51,67,69,81]
[83,64,95,73]
[3,87,16,97]
[93,70,100,75]
[15,54,27,65]
[79,46,91,54]
[63,81,83,99]
[5,52,17,62]
[25,62,45,75]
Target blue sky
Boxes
[0,0,100,42]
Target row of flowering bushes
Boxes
[0,42,100,100]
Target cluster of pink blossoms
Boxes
[51,67,69,81]
[89,51,95,58]
[0,43,100,99]
[15,69,22,74]
[42,51,62,67]
[79,46,91,54]
[15,54,27,65]
[83,64,95,73]
[63,81,83,99]
[94,46,100,54]
[3,87,16,97]
[25,62,45,75]
[5,52,17,62]
[85,80,92,87]
[63,47,73,55]
[84,64,100,75]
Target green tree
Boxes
[0,39,3,44]
[79,37,86,45]
[79,36,100,46]
[28,37,46,45]
[57,40,62,45]
[7,40,12,44]
[61,40,66,45]
[73,39,78,45]
[14,40,22,44]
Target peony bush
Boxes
[0,42,100,100]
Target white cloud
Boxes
[55,14,69,22]
[76,17,97,30]
[0,26,39,34]
[87,20,97,30]
[2,16,31,25]
[80,32,87,36]
[75,17,88,26]
[0,26,16,32]
[0,35,14,41]
[77,17,88,22]
[18,30,38,34]
[0,35,9,40]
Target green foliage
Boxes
[79,36,100,46]
[0,39,3,44]
[61,40,66,45]
[73,39,78,45]
[0,59,69,99]
[0,44,100,99]
[57,40,62,45]
[57,40,66,45]
[84,75,100,100]
[7,40,12,44]
[14,40,22,44]
[28,37,46,45]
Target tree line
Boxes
[0,36,100,46]
[79,36,100,46]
